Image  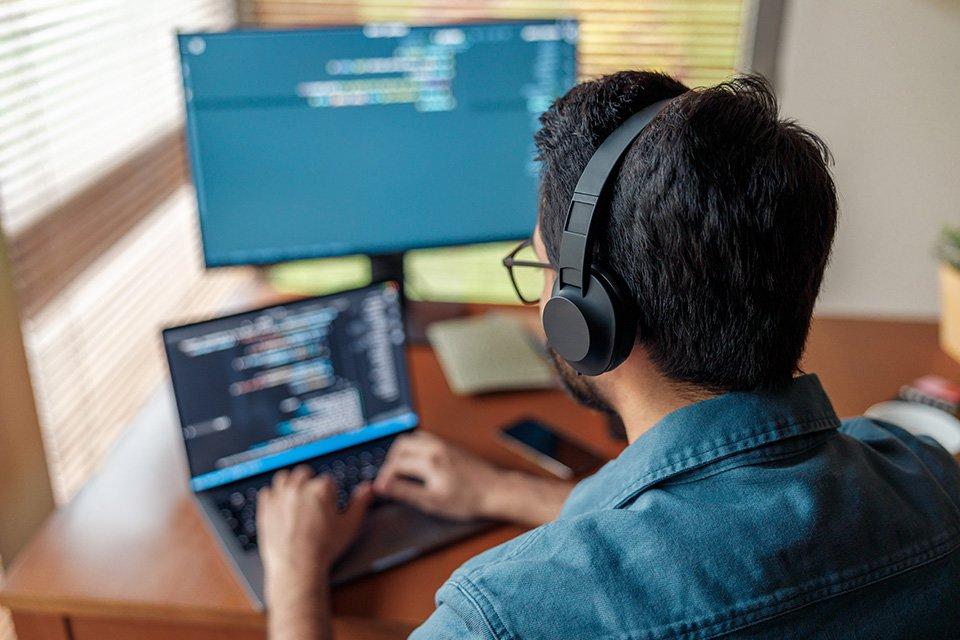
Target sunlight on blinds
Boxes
[238,0,745,87]
[0,0,233,234]
[23,188,248,501]
[0,0,252,507]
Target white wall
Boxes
[776,0,960,319]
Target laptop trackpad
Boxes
[331,501,490,586]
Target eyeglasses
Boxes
[502,238,553,305]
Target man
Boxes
[257,72,960,639]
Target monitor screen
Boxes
[163,283,416,492]
[178,20,578,266]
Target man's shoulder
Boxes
[450,507,671,577]
[433,510,696,639]
[839,414,960,500]
[427,421,960,639]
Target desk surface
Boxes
[3,313,959,635]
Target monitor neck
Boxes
[368,251,467,343]
[369,252,406,295]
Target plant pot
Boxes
[939,264,960,363]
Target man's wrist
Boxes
[265,563,330,612]
[266,574,331,640]
[479,470,571,526]
[267,581,326,605]
[477,469,520,522]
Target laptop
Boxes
[163,282,489,608]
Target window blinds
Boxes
[0,0,233,234]
[237,0,746,87]
[0,0,251,504]
[22,190,250,500]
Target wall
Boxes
[776,0,960,319]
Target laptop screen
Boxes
[163,282,417,492]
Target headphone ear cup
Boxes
[542,270,637,376]
[543,281,593,365]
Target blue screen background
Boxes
[178,21,578,266]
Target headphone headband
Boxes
[543,95,678,376]
[557,98,673,291]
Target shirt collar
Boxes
[561,374,841,516]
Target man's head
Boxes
[533,71,837,399]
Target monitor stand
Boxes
[369,252,467,344]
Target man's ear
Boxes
[532,224,555,312]
[532,223,548,261]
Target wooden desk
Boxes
[2,314,959,640]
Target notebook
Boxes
[426,313,556,395]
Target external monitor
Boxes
[178,20,578,267]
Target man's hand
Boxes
[374,431,574,528]
[257,466,373,640]
[373,431,500,521]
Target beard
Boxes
[547,348,619,418]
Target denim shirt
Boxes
[410,375,960,639]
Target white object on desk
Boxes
[426,313,556,395]
[865,400,960,454]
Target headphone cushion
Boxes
[599,268,640,369]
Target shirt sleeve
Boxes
[844,417,960,504]
[408,579,500,640]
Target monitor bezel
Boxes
[176,18,579,268]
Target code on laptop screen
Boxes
[163,283,416,491]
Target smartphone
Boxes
[499,418,606,479]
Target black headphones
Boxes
[542,98,673,376]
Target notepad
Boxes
[426,314,556,395]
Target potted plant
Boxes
[938,226,960,362]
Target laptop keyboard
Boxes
[214,444,389,551]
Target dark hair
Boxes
[536,72,837,392]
